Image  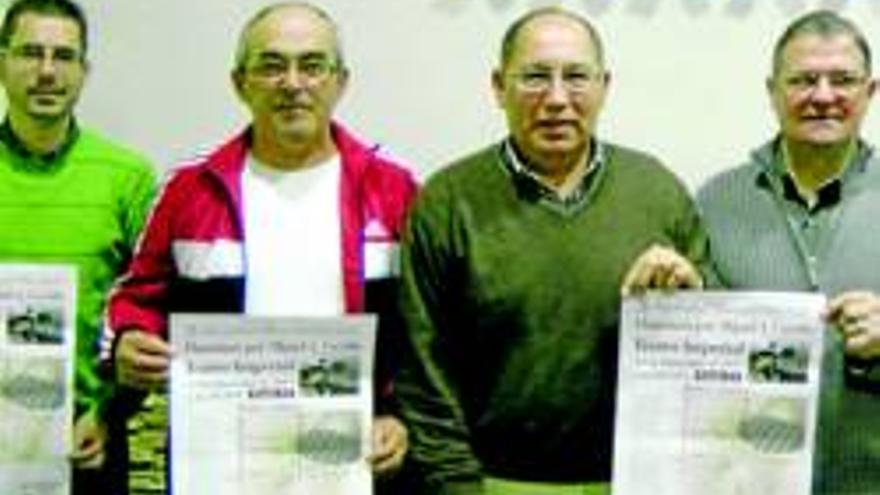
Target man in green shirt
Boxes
[0,0,155,493]
[397,7,708,494]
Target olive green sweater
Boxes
[398,141,711,492]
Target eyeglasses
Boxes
[246,53,339,85]
[781,71,868,94]
[2,43,83,69]
[510,66,603,94]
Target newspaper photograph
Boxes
[170,314,376,495]
[612,291,826,495]
[0,264,76,495]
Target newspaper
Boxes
[0,264,76,495]
[170,314,376,495]
[612,291,825,495]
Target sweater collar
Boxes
[0,118,80,170]
[499,137,606,211]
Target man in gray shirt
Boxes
[697,10,878,494]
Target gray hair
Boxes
[772,9,871,76]
[232,1,345,74]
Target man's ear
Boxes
[866,76,878,100]
[491,68,505,108]
[231,69,245,99]
[765,76,776,98]
[336,65,350,94]
[0,50,8,82]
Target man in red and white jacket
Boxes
[101,1,417,485]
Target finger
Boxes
[827,291,877,322]
[71,440,101,461]
[369,418,406,454]
[649,261,671,289]
[79,451,105,469]
[626,252,699,293]
[375,430,406,458]
[843,299,878,321]
[366,447,390,464]
[674,264,703,289]
[72,451,105,469]
[370,446,406,475]
[660,262,682,290]
[366,436,394,468]
[127,332,173,356]
[621,253,658,295]
[838,321,862,339]
[620,262,643,296]
[71,437,105,468]
[843,323,880,358]
[844,332,874,359]
[656,247,701,289]
[121,368,168,390]
[117,351,169,390]
[130,351,171,373]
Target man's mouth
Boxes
[275,101,311,113]
[29,89,66,103]
[800,114,843,124]
[535,120,579,138]
[800,106,847,122]
[537,119,575,128]
[29,87,65,96]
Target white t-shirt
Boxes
[242,153,344,316]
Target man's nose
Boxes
[809,76,838,103]
[36,54,59,77]
[544,76,570,106]
[278,64,309,88]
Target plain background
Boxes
[5,0,880,189]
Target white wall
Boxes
[11,0,880,189]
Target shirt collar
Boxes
[754,137,873,211]
[0,118,80,166]
[499,137,606,209]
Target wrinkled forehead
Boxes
[244,7,338,59]
[779,32,867,72]
[508,15,601,68]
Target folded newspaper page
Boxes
[170,314,376,495]
[612,291,825,495]
[0,264,76,495]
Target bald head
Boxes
[500,7,604,71]
[233,2,344,74]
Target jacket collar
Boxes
[201,120,376,208]
[199,120,378,313]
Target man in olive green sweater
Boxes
[0,1,155,493]
[396,7,708,495]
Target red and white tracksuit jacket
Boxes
[103,122,418,409]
